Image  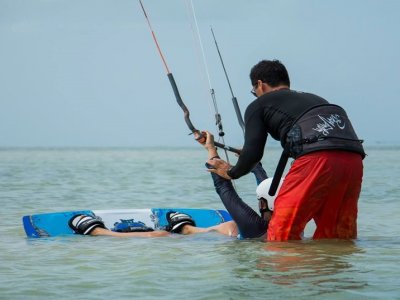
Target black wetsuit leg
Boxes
[251,162,268,185]
[207,162,268,239]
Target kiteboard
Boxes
[22,208,232,238]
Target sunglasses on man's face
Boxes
[251,85,257,97]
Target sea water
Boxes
[0,147,399,299]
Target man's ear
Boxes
[261,82,272,93]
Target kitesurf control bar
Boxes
[139,0,240,155]
[167,74,241,154]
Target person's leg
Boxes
[336,182,361,239]
[336,152,362,239]
[312,151,363,239]
[267,151,334,241]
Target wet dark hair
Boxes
[249,59,290,87]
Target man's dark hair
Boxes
[250,60,290,87]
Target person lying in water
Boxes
[69,131,282,239]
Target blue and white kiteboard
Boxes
[22,208,232,238]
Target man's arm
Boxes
[227,106,268,179]
[207,105,268,180]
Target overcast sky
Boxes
[1,0,399,148]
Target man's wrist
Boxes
[227,167,234,179]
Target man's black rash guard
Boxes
[227,89,329,179]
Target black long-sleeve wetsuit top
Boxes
[227,89,329,180]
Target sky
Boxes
[1,0,399,148]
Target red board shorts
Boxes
[267,150,363,241]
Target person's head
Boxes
[256,177,284,221]
[250,60,290,97]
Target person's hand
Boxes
[206,158,232,179]
[194,131,219,158]
[193,131,214,149]
[193,130,206,145]
[203,131,215,151]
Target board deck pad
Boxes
[22,208,232,238]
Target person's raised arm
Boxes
[195,131,268,239]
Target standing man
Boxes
[207,59,365,241]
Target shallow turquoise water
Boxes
[1,147,399,299]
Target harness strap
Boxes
[268,150,289,197]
